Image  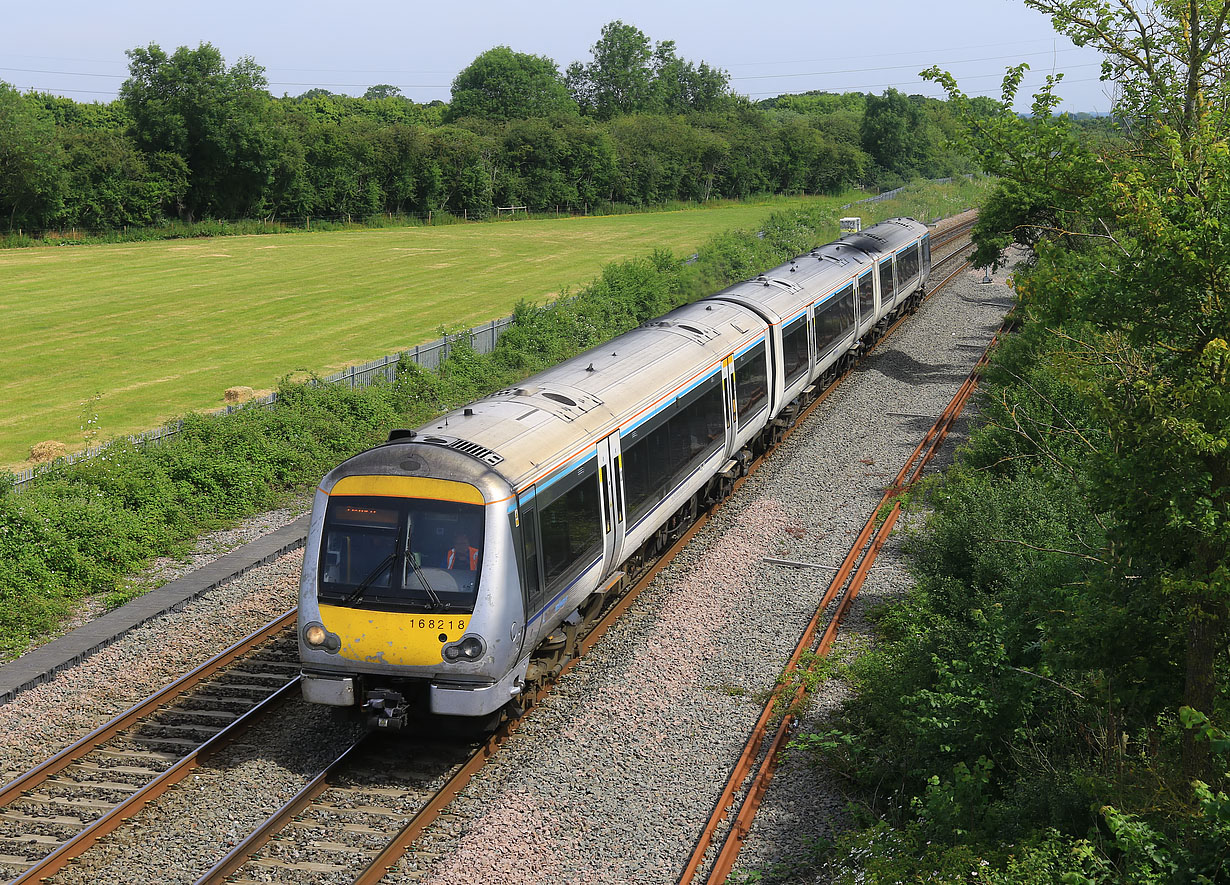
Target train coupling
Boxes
[362,690,410,730]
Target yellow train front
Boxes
[298,439,529,727]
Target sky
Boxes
[1,0,1112,113]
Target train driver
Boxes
[445,532,479,570]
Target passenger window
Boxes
[538,460,602,590]
[734,342,768,427]
[782,316,809,384]
[815,285,855,356]
[857,270,874,320]
[622,419,670,520]
[879,259,895,302]
[620,373,724,523]
[670,374,724,470]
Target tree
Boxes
[363,84,401,100]
[120,42,277,220]
[926,0,1230,783]
[445,46,576,123]
[649,40,730,114]
[567,22,732,119]
[567,21,654,119]
[860,88,931,180]
[59,128,187,227]
[0,84,65,230]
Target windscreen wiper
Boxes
[344,546,398,605]
[406,554,448,611]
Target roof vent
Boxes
[447,438,503,466]
[543,392,577,407]
[387,429,417,442]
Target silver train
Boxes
[298,217,932,726]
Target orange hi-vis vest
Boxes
[447,546,478,569]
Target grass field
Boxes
[0,189,973,468]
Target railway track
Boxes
[681,310,1007,885]
[0,614,299,883]
[3,218,978,885]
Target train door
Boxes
[514,486,547,635]
[720,355,736,457]
[597,432,625,573]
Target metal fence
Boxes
[10,314,520,493]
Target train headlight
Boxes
[304,623,340,651]
[444,635,486,663]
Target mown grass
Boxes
[3,196,838,467]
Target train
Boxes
[297,217,932,727]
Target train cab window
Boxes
[857,270,874,321]
[879,258,896,304]
[815,284,855,357]
[922,236,931,272]
[317,495,484,613]
[781,316,809,385]
[538,458,603,591]
[734,342,768,428]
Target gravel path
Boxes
[12,498,310,660]
[3,219,1010,885]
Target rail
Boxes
[680,246,998,885]
[0,611,297,880]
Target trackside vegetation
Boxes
[773,2,1230,882]
[0,182,982,660]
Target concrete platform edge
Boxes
[0,514,310,706]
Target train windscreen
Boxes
[317,496,484,613]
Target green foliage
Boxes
[861,88,937,180]
[0,82,66,230]
[120,42,277,221]
[446,46,577,123]
[790,5,1230,881]
[2,17,985,236]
